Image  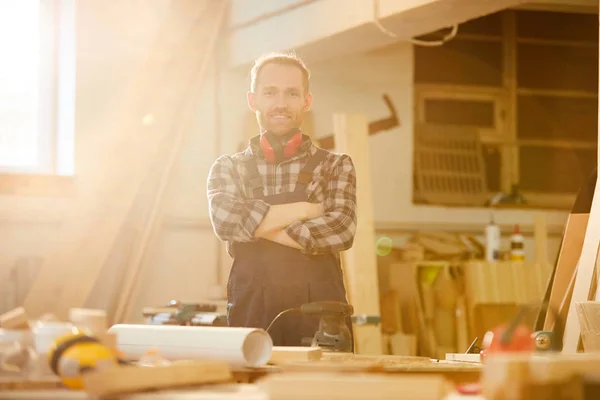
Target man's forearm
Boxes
[261,229,303,250]
[255,202,318,237]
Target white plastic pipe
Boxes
[108,324,273,368]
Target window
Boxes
[0,0,75,176]
[413,10,598,209]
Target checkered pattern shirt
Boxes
[207,135,357,257]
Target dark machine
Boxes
[267,301,380,353]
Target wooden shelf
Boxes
[516,37,598,48]
[516,88,598,99]
[413,9,598,207]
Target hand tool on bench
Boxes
[481,302,563,361]
[465,337,482,354]
[457,302,563,395]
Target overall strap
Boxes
[244,158,264,198]
[294,149,327,193]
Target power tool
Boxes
[266,301,380,353]
[299,301,355,352]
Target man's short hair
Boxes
[250,51,310,93]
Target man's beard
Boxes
[256,111,302,135]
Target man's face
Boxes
[248,63,312,137]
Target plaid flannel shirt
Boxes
[207,135,357,257]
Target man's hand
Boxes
[255,201,323,238]
[258,202,323,251]
[306,202,324,220]
[283,154,357,255]
[261,229,304,250]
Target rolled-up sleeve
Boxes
[207,155,270,243]
[285,154,357,254]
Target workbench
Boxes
[0,354,482,400]
[0,385,482,400]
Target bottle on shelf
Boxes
[485,213,501,262]
[510,224,525,262]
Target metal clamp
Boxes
[351,314,381,325]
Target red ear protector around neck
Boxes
[260,130,303,164]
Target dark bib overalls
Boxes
[226,149,353,348]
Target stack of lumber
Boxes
[379,257,548,359]
[415,233,484,261]
[395,232,484,262]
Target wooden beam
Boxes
[318,94,399,150]
[22,0,227,320]
[333,113,383,355]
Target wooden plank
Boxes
[0,377,62,391]
[0,385,267,400]
[332,113,383,355]
[563,181,600,351]
[389,333,417,356]
[541,168,595,332]
[82,361,232,398]
[22,0,227,320]
[258,372,452,400]
[454,280,470,353]
[386,262,420,335]
[0,307,28,329]
[543,215,590,330]
[268,347,322,364]
[432,266,458,356]
[379,290,402,334]
[534,213,549,274]
[445,353,481,363]
[576,301,600,351]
